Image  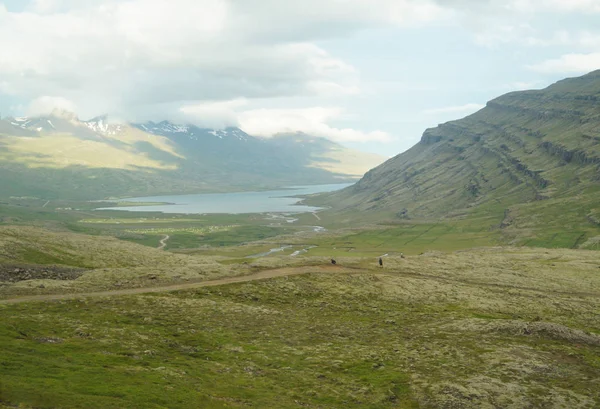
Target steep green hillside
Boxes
[320,70,600,247]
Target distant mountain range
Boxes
[321,70,600,248]
[0,111,385,200]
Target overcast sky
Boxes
[1,0,599,155]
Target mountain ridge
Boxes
[318,69,600,247]
[0,111,386,200]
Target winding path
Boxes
[0,265,353,305]
[158,235,170,250]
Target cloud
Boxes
[431,1,600,48]
[0,0,447,119]
[540,0,600,13]
[179,99,246,129]
[435,0,600,14]
[2,0,598,149]
[237,107,392,143]
[423,103,485,115]
[178,101,392,143]
[26,96,77,116]
[528,53,600,73]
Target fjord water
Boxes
[98,183,352,214]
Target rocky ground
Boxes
[0,264,86,283]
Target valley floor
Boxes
[1,199,599,408]
[1,246,599,408]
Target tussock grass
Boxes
[0,247,599,408]
[0,226,244,297]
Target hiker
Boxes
[378,257,383,267]
[331,258,337,265]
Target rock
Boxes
[1,264,86,283]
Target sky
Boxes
[0,0,599,156]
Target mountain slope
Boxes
[0,114,386,200]
[265,133,386,177]
[321,70,600,246]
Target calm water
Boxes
[97,183,352,214]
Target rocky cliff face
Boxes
[324,70,600,227]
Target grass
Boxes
[1,201,600,407]
[3,181,598,259]
[0,247,599,408]
[309,219,501,257]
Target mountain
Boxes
[320,70,600,246]
[267,133,387,178]
[0,112,385,200]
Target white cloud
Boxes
[26,96,77,116]
[438,0,600,14]
[0,0,447,119]
[434,1,600,48]
[237,107,392,143]
[178,101,392,143]
[423,103,485,115]
[179,99,246,129]
[528,53,600,73]
[539,0,600,13]
[1,0,599,153]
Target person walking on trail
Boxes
[378,257,383,267]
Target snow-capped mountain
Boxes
[3,113,249,143]
[8,116,59,133]
[83,115,123,136]
[2,110,111,138]
[0,111,386,199]
[132,121,250,142]
[134,120,191,135]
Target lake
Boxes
[97,183,352,214]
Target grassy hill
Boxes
[317,70,600,248]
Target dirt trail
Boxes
[0,265,353,305]
[158,235,170,250]
[312,212,321,221]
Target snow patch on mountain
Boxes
[133,121,251,143]
[84,116,123,136]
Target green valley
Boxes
[1,70,600,409]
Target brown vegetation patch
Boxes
[0,264,86,283]
[443,318,600,346]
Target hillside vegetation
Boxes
[0,225,245,298]
[318,70,600,247]
[0,247,599,408]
